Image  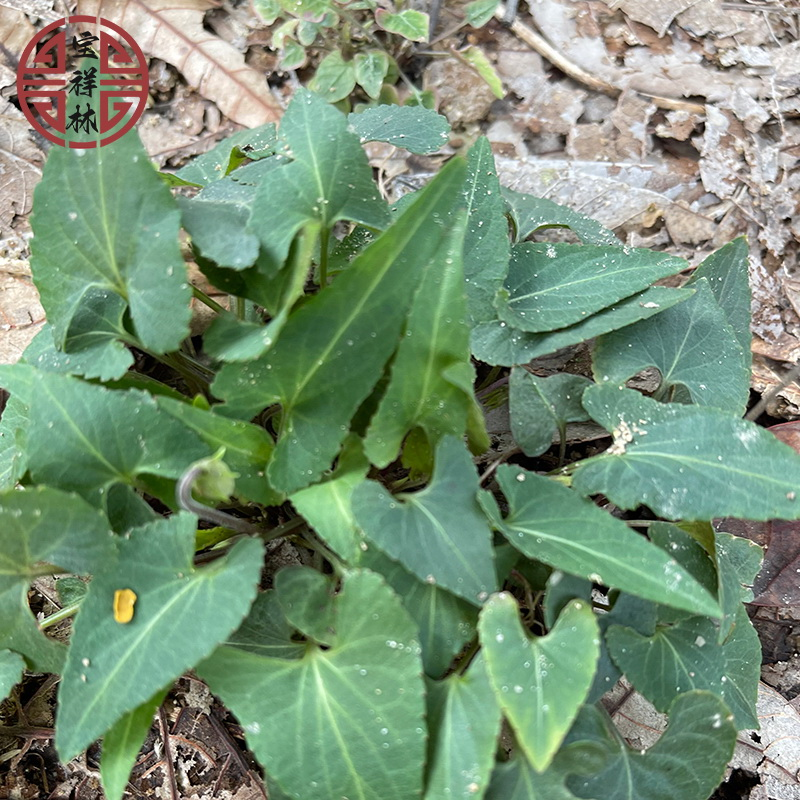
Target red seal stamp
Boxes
[16,16,149,148]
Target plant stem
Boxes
[39,601,81,630]
[477,365,502,392]
[235,295,246,320]
[192,285,227,315]
[319,227,330,287]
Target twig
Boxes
[497,3,706,115]
[722,2,800,12]
[745,360,800,421]
[158,706,179,800]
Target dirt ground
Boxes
[3,0,800,797]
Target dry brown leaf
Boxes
[728,682,800,799]
[0,0,58,23]
[76,0,282,128]
[0,5,37,56]
[0,256,44,364]
[601,0,702,38]
[0,93,43,238]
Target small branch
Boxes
[497,3,706,115]
[158,706,179,800]
[39,601,81,630]
[192,285,227,315]
[746,361,800,421]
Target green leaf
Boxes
[279,0,329,20]
[587,591,657,704]
[424,654,502,799]
[509,369,591,457]
[309,51,357,102]
[177,175,264,269]
[361,547,479,678]
[687,237,751,356]
[575,384,800,520]
[203,222,318,361]
[56,576,89,607]
[479,594,599,772]
[0,650,24,704]
[155,396,282,506]
[647,522,717,623]
[100,689,167,800]
[489,466,720,617]
[0,486,114,673]
[465,0,498,27]
[353,436,497,605]
[203,314,277,361]
[364,211,486,465]
[280,38,307,71]
[0,367,209,506]
[275,566,337,646]
[606,604,759,729]
[226,590,306,659]
[0,392,28,490]
[462,137,511,326]
[197,569,426,800]
[375,8,429,40]
[593,279,750,413]
[348,104,450,154]
[567,693,737,800]
[716,532,762,639]
[502,188,619,246]
[471,287,693,366]
[247,89,390,272]
[175,123,278,186]
[253,0,282,25]
[459,46,503,98]
[290,435,369,563]
[355,50,390,99]
[498,243,685,333]
[30,130,191,353]
[213,158,468,492]
[56,513,264,761]
[24,295,134,382]
[486,740,607,800]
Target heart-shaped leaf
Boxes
[479,593,599,772]
[606,604,760,729]
[56,513,264,761]
[197,568,426,800]
[567,692,737,800]
[471,286,692,366]
[593,279,750,414]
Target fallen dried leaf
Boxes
[0,256,45,364]
[76,0,282,128]
[728,682,800,799]
[0,93,43,238]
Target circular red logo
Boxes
[16,16,149,148]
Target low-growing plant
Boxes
[254,0,429,102]
[1,88,797,800]
[253,0,503,107]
